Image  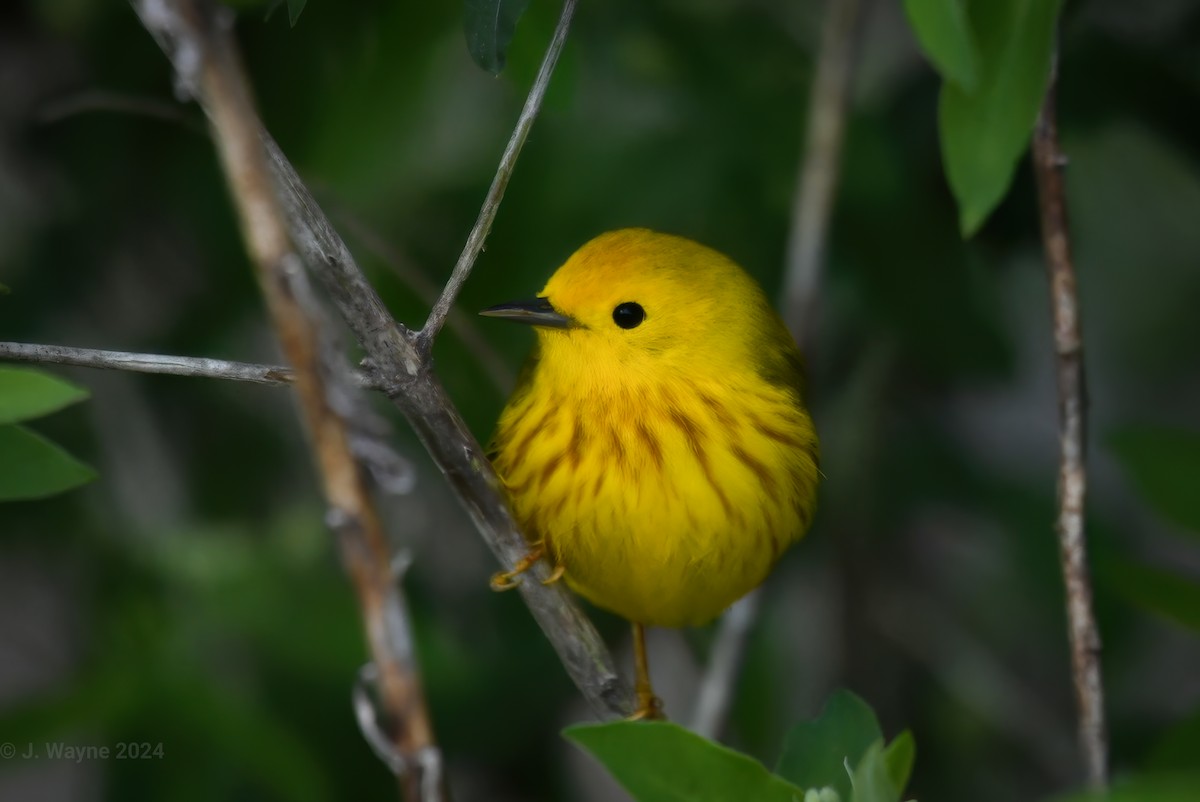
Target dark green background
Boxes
[2,1,1199,800]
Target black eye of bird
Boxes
[612,302,645,329]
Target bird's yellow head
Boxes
[482,229,798,386]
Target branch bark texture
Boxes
[0,342,296,386]
[1032,54,1108,791]
[131,1,442,797]
[132,0,633,721]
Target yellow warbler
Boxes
[482,229,820,718]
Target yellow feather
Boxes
[488,229,819,628]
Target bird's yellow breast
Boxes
[492,357,818,627]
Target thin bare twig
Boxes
[0,341,293,385]
[416,0,579,350]
[0,341,390,389]
[131,1,442,798]
[690,592,760,739]
[35,89,203,132]
[782,0,866,341]
[330,208,516,394]
[689,0,868,739]
[1032,49,1108,790]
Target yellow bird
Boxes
[482,229,820,719]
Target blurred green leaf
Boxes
[903,0,978,91]
[775,690,883,802]
[464,0,531,74]
[1109,425,1200,536]
[882,730,916,793]
[564,720,804,802]
[938,0,1062,236]
[1100,557,1200,633]
[850,741,899,802]
[1051,773,1200,801]
[287,0,306,25]
[0,424,95,501]
[0,367,89,424]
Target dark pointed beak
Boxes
[479,296,575,329]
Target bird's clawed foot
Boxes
[627,692,666,721]
[489,543,565,591]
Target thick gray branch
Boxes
[137,0,632,720]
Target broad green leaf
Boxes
[776,690,883,802]
[286,0,306,26]
[463,0,531,74]
[850,741,899,802]
[882,730,916,793]
[1100,557,1200,634]
[1109,425,1200,536]
[1051,773,1200,802]
[0,367,89,424]
[0,424,95,501]
[903,0,978,91]
[564,721,804,802]
[939,0,1063,236]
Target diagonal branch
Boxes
[131,1,442,798]
[1032,48,1108,791]
[135,0,633,720]
[417,0,578,351]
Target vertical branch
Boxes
[132,1,443,798]
[1032,50,1108,791]
[782,0,866,341]
[690,593,760,739]
[691,0,868,741]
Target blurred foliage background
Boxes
[2,0,1200,800]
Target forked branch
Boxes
[130,0,634,722]
[132,0,441,797]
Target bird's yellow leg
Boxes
[489,542,566,590]
[628,623,665,721]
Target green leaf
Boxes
[1100,557,1200,634]
[1108,425,1200,536]
[0,424,95,501]
[0,367,89,424]
[1051,773,1200,802]
[882,730,916,793]
[286,0,306,26]
[850,742,899,802]
[776,690,883,802]
[564,721,804,802]
[938,0,1063,236]
[903,0,978,91]
[464,0,531,74]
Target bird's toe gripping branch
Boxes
[489,542,565,591]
